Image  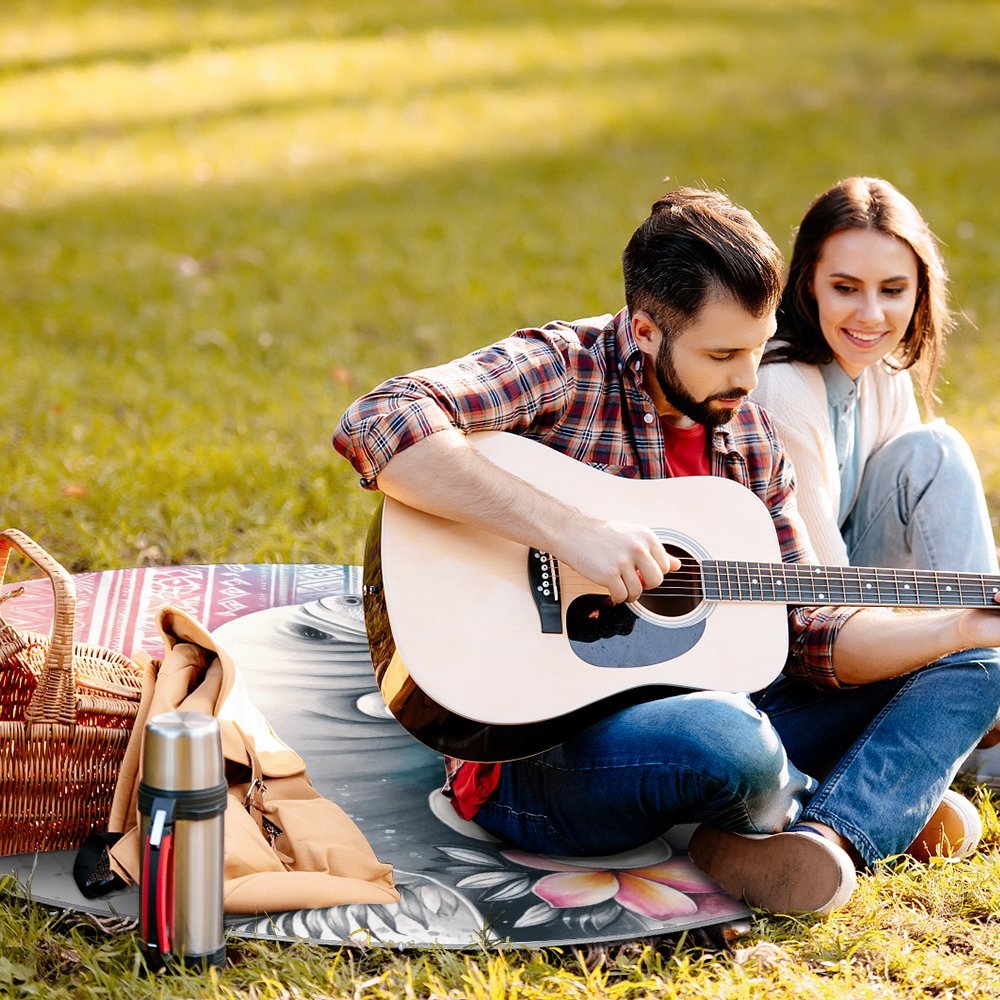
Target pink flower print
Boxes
[501,851,719,920]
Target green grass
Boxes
[3,0,1000,995]
[4,795,1000,997]
[4,0,1000,571]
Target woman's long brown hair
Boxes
[764,177,953,411]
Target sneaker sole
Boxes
[908,789,983,862]
[688,827,857,915]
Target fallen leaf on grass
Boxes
[37,938,82,969]
[66,912,138,936]
[732,942,794,969]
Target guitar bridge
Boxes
[528,549,563,633]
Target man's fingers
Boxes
[573,521,684,603]
[635,549,669,590]
[652,543,680,575]
[614,560,652,604]
[619,541,677,603]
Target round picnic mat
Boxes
[0,563,748,948]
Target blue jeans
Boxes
[843,423,999,573]
[756,647,1000,865]
[475,649,1000,867]
[842,423,1000,785]
[474,691,816,858]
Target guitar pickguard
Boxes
[566,593,705,667]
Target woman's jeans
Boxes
[842,423,998,574]
[475,426,1000,867]
[842,422,1000,783]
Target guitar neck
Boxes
[702,561,1000,609]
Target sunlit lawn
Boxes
[3,1,1000,996]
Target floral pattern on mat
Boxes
[432,839,743,938]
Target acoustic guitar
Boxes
[362,431,1000,762]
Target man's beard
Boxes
[654,339,748,429]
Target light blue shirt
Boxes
[820,361,864,527]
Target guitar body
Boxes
[363,432,789,762]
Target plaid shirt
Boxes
[334,310,858,803]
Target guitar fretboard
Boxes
[701,561,1000,609]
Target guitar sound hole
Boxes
[636,543,703,618]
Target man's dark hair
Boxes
[622,187,783,340]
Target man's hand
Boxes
[555,515,681,604]
[377,429,680,604]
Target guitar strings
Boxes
[556,563,1000,605]
[556,583,1000,607]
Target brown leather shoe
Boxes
[688,826,857,915]
[907,789,982,862]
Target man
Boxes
[333,188,1000,915]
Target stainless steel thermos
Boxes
[139,711,227,970]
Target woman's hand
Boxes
[952,591,1000,650]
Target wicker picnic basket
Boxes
[0,528,144,856]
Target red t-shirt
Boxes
[448,420,710,820]
[660,419,710,477]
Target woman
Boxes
[753,176,1000,855]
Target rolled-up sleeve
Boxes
[333,389,458,488]
[333,332,573,488]
[785,605,858,687]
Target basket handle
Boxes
[0,528,78,728]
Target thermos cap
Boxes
[142,711,225,791]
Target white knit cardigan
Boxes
[752,359,921,566]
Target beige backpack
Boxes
[105,607,398,914]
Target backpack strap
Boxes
[72,830,127,899]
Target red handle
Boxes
[156,833,174,955]
[140,802,175,962]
